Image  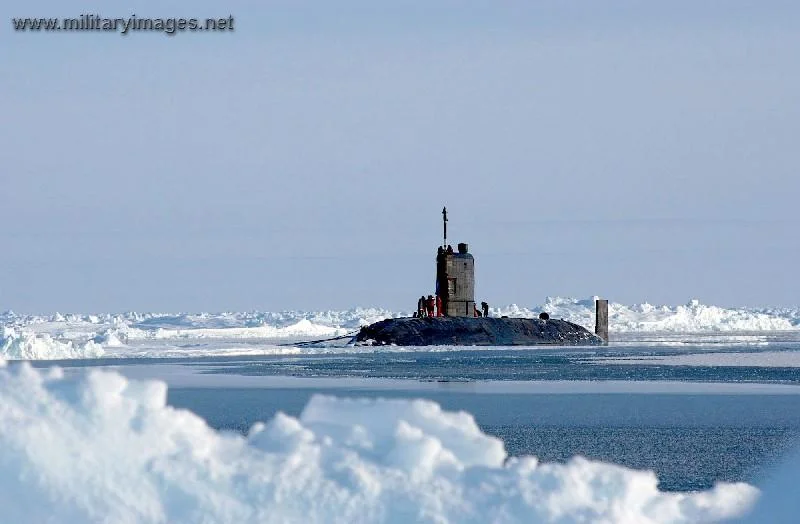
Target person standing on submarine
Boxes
[426,295,436,318]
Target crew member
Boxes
[436,295,443,317]
[474,304,481,317]
[481,301,489,318]
[418,295,427,318]
[426,295,436,317]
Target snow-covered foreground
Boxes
[2,297,799,360]
[0,359,762,523]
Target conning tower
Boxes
[436,207,475,317]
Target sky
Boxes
[1,1,799,313]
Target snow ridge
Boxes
[0,362,758,523]
[1,327,104,360]
[498,297,799,332]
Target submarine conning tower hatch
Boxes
[436,207,475,317]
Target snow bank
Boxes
[129,307,404,331]
[92,328,126,347]
[0,363,758,523]
[495,297,797,332]
[139,319,348,341]
[1,327,103,360]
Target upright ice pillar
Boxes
[595,299,609,344]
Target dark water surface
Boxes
[34,342,800,492]
[195,346,800,384]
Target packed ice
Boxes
[0,360,760,523]
[510,297,799,332]
[1,327,105,360]
[1,297,798,360]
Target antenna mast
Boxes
[442,206,448,248]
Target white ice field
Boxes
[2,297,800,360]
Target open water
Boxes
[40,341,800,492]
[168,387,800,492]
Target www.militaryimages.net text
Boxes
[12,14,234,35]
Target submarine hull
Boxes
[355,317,603,346]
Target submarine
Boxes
[355,208,608,347]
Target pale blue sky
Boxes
[2,1,798,313]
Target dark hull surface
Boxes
[355,317,603,346]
